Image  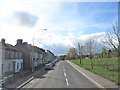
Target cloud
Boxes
[0,1,117,55]
[34,31,107,55]
[12,11,38,27]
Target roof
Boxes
[2,42,19,51]
[47,50,54,56]
[32,46,46,54]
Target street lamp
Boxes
[32,29,47,72]
[32,29,47,46]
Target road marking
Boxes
[63,66,65,72]
[64,72,66,77]
[65,78,69,86]
[67,61,104,88]
[63,65,69,86]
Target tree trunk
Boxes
[90,55,93,69]
[90,59,93,69]
[79,56,82,64]
[118,45,120,84]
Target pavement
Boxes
[5,60,119,89]
[5,67,45,89]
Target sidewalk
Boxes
[5,67,45,89]
[66,60,119,88]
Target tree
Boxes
[85,38,96,69]
[66,53,70,60]
[103,23,120,84]
[68,47,78,60]
[103,23,120,58]
[102,47,107,58]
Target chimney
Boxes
[1,38,5,44]
[17,39,23,44]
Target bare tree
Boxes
[103,23,120,59]
[103,23,120,84]
[85,38,96,69]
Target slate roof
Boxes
[2,43,19,51]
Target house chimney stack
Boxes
[1,38,5,44]
[17,39,23,44]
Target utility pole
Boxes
[78,43,82,64]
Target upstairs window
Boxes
[5,50,10,59]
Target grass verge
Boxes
[70,57,119,84]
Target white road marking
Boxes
[64,72,66,77]
[65,78,69,86]
[63,66,65,72]
[67,61,104,88]
[63,65,69,86]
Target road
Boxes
[21,60,98,88]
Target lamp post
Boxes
[32,29,47,46]
[32,29,47,72]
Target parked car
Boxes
[43,61,49,64]
[45,63,53,70]
[51,61,55,66]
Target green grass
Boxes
[70,57,119,84]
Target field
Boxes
[70,57,119,84]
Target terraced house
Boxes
[15,39,47,72]
[1,39,23,77]
[44,50,55,63]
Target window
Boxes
[11,51,15,59]
[12,51,15,59]
[19,52,22,59]
[17,63,19,70]
[5,50,10,59]
[8,63,10,72]
[15,52,17,59]
[2,64,3,74]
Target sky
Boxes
[0,0,118,55]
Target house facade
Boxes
[0,42,2,87]
[15,39,47,72]
[15,39,34,71]
[1,39,23,77]
[44,50,55,62]
[32,46,47,68]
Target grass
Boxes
[70,57,119,84]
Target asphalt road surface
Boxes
[21,60,98,88]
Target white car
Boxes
[45,63,53,70]
[51,61,55,66]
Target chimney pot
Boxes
[17,39,23,44]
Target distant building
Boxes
[59,55,66,60]
[1,39,23,77]
[32,46,47,68]
[44,50,55,62]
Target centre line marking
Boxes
[64,72,66,77]
[65,78,69,86]
[63,66,65,72]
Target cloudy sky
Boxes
[0,0,118,55]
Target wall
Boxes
[0,43,2,87]
[2,59,14,76]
